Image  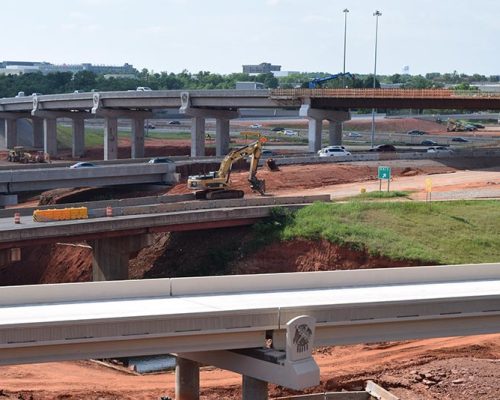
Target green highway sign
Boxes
[378,166,391,180]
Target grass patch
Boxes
[252,200,500,265]
[349,190,411,200]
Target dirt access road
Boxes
[0,157,499,399]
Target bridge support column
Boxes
[90,234,152,281]
[72,118,85,158]
[175,357,200,400]
[243,376,268,400]
[44,118,57,156]
[190,116,205,157]
[4,119,18,149]
[215,118,230,156]
[329,121,343,146]
[32,117,44,148]
[131,118,145,159]
[104,117,118,160]
[179,92,239,157]
[300,103,351,153]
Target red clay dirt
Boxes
[0,120,499,398]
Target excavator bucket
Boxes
[266,158,279,171]
[249,177,266,195]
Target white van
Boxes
[136,87,152,91]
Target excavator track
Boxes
[205,190,245,200]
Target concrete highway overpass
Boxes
[0,195,329,280]
[1,89,499,161]
[0,263,498,399]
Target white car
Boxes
[136,87,152,91]
[249,124,262,128]
[346,132,362,137]
[318,147,351,157]
[427,146,453,154]
[283,129,298,136]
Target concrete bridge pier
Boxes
[329,120,343,146]
[175,358,200,400]
[299,103,351,153]
[43,118,58,157]
[179,91,239,156]
[72,118,85,158]
[32,117,44,149]
[131,118,145,159]
[104,117,118,160]
[4,119,18,149]
[90,234,152,281]
[243,376,268,400]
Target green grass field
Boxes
[260,200,500,265]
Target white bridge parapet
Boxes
[0,263,499,389]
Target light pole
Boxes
[342,8,349,87]
[371,10,382,149]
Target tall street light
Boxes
[342,8,349,87]
[371,10,382,148]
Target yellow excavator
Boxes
[187,138,266,200]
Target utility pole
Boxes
[371,10,382,149]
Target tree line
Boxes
[0,68,497,98]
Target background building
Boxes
[0,61,137,76]
[242,62,281,75]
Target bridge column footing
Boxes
[243,376,268,400]
[175,357,200,400]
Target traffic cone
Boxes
[14,212,21,224]
[106,206,113,217]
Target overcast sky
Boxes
[1,0,498,76]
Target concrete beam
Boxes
[181,107,239,120]
[179,316,319,391]
[90,234,152,281]
[104,117,118,160]
[175,357,200,400]
[191,116,205,157]
[131,118,145,159]
[72,119,85,158]
[299,104,350,122]
[32,110,89,119]
[4,119,17,149]
[95,109,153,119]
[0,112,31,119]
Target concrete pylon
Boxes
[104,117,118,160]
[43,118,57,156]
[300,103,351,153]
[32,117,44,148]
[328,121,343,146]
[4,119,17,149]
[179,92,239,156]
[90,234,152,281]
[175,357,200,400]
[215,118,230,156]
[131,118,145,159]
[72,118,85,158]
[243,376,268,400]
[191,116,205,157]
